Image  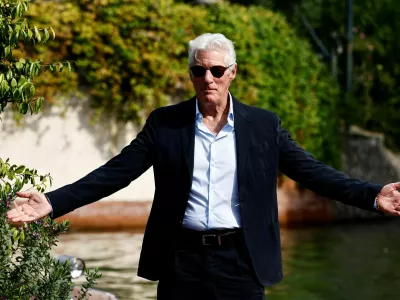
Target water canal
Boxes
[53,219,400,300]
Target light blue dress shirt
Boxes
[182,94,241,230]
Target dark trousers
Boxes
[157,228,265,300]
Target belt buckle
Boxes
[202,234,222,246]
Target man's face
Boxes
[190,50,236,107]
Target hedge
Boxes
[26,0,340,167]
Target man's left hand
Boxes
[377,182,400,216]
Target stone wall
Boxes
[334,126,400,221]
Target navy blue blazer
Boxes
[47,96,383,286]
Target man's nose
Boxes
[204,69,214,83]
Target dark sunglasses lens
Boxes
[190,66,206,77]
[210,66,227,78]
[190,65,228,78]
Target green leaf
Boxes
[22,1,28,13]
[13,229,19,241]
[35,97,44,113]
[15,28,20,40]
[19,230,25,244]
[49,26,55,39]
[4,45,10,57]
[44,28,49,42]
[11,7,17,20]
[12,88,20,98]
[1,79,9,93]
[2,164,7,177]
[29,62,35,77]
[29,84,35,97]
[7,171,14,180]
[20,102,28,114]
[11,78,17,87]
[15,165,25,174]
[34,26,41,42]
[15,61,23,70]
[6,69,13,80]
[16,3,21,17]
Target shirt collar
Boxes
[195,93,234,127]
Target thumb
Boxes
[16,191,32,198]
[393,182,400,190]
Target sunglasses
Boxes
[190,64,234,78]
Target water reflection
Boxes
[53,220,400,300]
[53,231,157,299]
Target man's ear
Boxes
[229,64,237,80]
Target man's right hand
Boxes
[6,191,52,222]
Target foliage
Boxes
[26,0,340,167]
[0,0,71,115]
[297,0,400,152]
[0,0,99,298]
[229,0,400,152]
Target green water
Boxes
[55,219,400,300]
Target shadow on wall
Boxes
[0,94,141,160]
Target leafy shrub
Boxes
[0,1,99,298]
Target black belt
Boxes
[179,228,242,247]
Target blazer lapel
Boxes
[232,96,251,200]
[180,97,196,184]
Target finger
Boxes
[6,206,23,217]
[10,215,36,222]
[11,197,29,208]
[6,212,25,221]
[8,205,39,222]
[392,182,400,190]
[16,191,33,197]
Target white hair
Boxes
[188,33,236,69]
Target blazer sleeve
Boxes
[46,111,157,219]
[275,115,382,212]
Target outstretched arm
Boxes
[275,115,396,213]
[7,111,157,221]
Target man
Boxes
[7,33,400,300]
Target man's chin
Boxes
[199,97,218,106]
[202,93,218,102]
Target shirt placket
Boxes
[207,129,229,228]
[207,135,216,228]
